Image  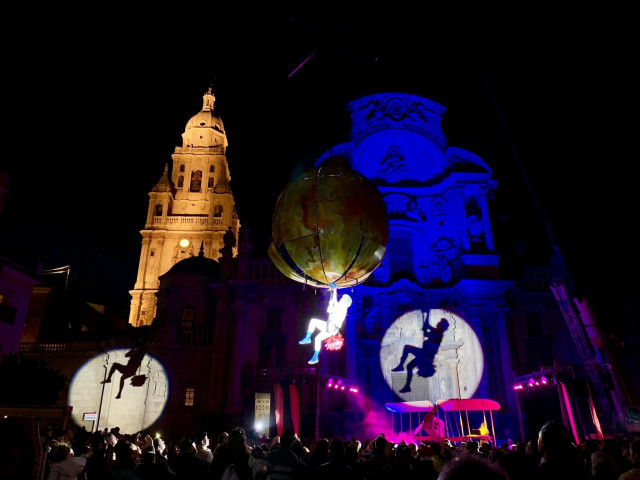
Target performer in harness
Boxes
[299,286,352,364]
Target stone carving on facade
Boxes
[384,193,410,217]
[383,193,425,221]
[430,197,448,223]
[356,95,437,128]
[379,145,407,182]
[406,197,426,221]
[465,197,483,244]
[431,237,457,284]
[152,370,168,400]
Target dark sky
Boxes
[1,5,635,325]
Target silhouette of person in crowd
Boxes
[101,346,146,399]
[392,314,449,393]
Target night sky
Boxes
[1,5,634,330]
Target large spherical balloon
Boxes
[269,156,388,289]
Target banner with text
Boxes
[255,393,271,439]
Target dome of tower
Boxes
[181,87,228,149]
[185,110,225,133]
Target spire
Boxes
[152,164,172,192]
[198,242,205,257]
[202,82,215,111]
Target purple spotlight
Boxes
[327,381,333,388]
[541,376,548,384]
[353,388,358,393]
[341,386,345,390]
[334,384,339,389]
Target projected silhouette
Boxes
[392,316,449,393]
[101,346,146,399]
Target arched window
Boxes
[214,204,223,217]
[208,177,214,189]
[177,175,184,188]
[155,204,163,216]
[209,165,215,172]
[190,170,202,192]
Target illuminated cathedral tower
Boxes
[129,87,240,327]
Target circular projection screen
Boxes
[380,309,483,402]
[68,348,169,434]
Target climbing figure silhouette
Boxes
[392,314,449,393]
[101,346,146,399]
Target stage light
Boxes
[254,421,264,431]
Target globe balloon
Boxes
[269,156,388,289]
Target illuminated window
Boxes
[185,387,195,406]
[181,307,194,328]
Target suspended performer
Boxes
[299,286,352,364]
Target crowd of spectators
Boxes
[34,420,640,480]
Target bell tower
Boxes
[128,87,240,327]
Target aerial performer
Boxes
[299,284,352,364]
[268,154,389,365]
